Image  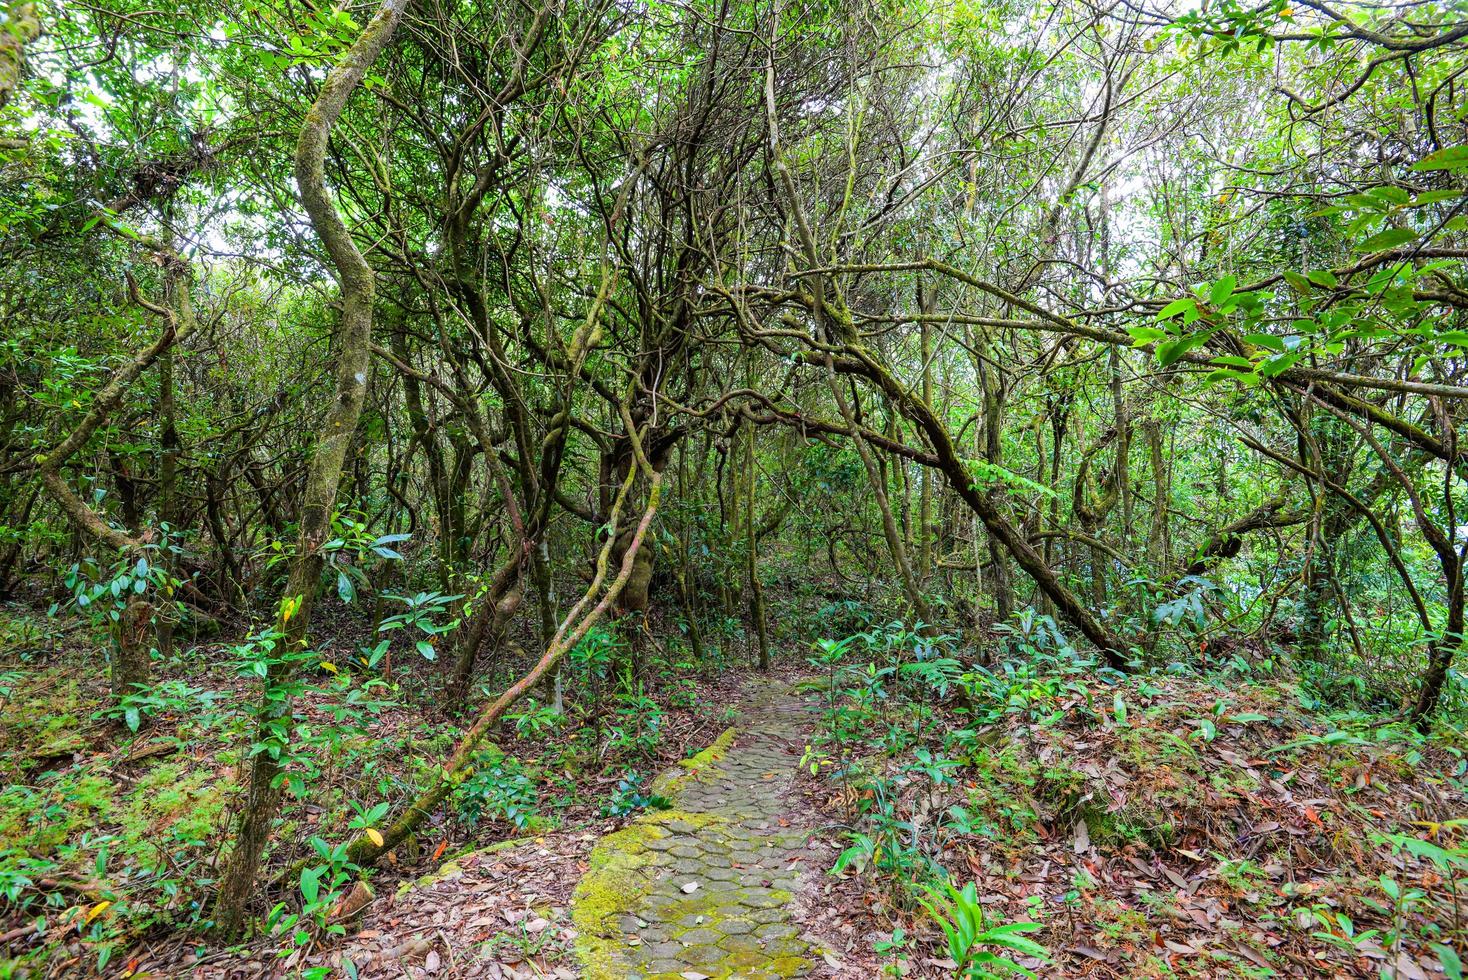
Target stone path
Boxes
[572,678,821,980]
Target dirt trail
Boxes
[571,677,825,980]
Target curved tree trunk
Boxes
[213,0,409,937]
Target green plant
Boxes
[917,878,1049,978]
[603,686,664,759]
[509,699,563,738]
[264,512,407,604]
[377,590,463,661]
[455,748,538,830]
[599,771,671,819]
[828,768,943,906]
[569,624,625,682]
[264,836,360,960]
[874,926,912,976]
[95,677,217,733]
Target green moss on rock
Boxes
[651,726,737,799]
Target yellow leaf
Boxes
[320,661,338,674]
[365,828,384,847]
[86,900,112,923]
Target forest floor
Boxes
[4,609,1468,979]
[146,671,851,980]
[182,672,857,980]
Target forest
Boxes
[2,0,1468,976]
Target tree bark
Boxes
[213,0,409,937]
[113,593,153,702]
[744,420,769,670]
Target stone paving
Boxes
[571,678,820,980]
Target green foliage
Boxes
[917,878,1049,979]
[598,770,671,819]
[454,747,539,831]
[377,590,463,662]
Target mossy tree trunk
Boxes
[212,0,409,937]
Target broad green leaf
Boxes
[1258,352,1302,377]
[1155,339,1188,366]
[1368,185,1409,206]
[1281,270,1311,293]
[1412,189,1465,206]
[1411,145,1468,171]
[1157,298,1196,320]
[1356,227,1417,252]
[1208,275,1236,307]
[1432,942,1463,980]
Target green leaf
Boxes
[1258,352,1302,377]
[1356,227,1417,252]
[1210,355,1253,368]
[372,533,411,546]
[1281,270,1311,293]
[300,867,321,906]
[1155,339,1187,367]
[1128,326,1167,344]
[1157,298,1196,320]
[1243,333,1285,352]
[1411,145,1468,171]
[1368,185,1409,206]
[1306,269,1337,288]
[1208,275,1236,307]
[1411,189,1465,206]
[1204,368,1257,385]
[415,639,437,661]
[1431,942,1463,980]
[337,571,356,604]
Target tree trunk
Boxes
[113,593,153,701]
[1413,575,1464,728]
[744,420,769,670]
[827,371,934,627]
[213,0,408,937]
